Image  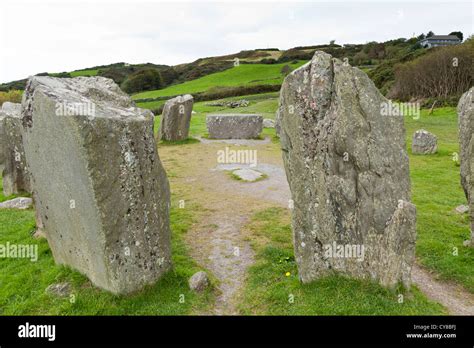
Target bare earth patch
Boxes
[411,264,474,315]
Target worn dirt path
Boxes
[159,139,474,315]
[412,264,474,315]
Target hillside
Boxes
[133,61,305,100]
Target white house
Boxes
[419,35,461,48]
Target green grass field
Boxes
[0,175,214,315]
[239,208,445,315]
[70,69,99,77]
[132,62,305,100]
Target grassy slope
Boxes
[70,69,99,77]
[132,61,305,100]
[0,175,214,315]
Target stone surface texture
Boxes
[0,197,32,209]
[21,76,171,294]
[1,102,31,195]
[458,87,474,247]
[206,114,263,139]
[412,129,438,154]
[276,51,416,287]
[188,271,209,292]
[159,94,193,141]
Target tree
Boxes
[121,69,163,94]
[449,31,464,41]
[353,51,369,65]
[417,33,426,41]
[329,40,336,46]
[426,31,435,38]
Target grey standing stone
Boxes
[206,114,263,139]
[21,76,172,294]
[412,129,438,154]
[159,94,193,141]
[0,112,4,165]
[458,87,474,247]
[1,102,31,196]
[276,51,416,288]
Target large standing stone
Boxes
[0,112,5,165]
[206,114,263,139]
[276,51,416,288]
[158,94,193,141]
[1,102,31,196]
[412,129,437,154]
[21,76,172,294]
[458,87,474,247]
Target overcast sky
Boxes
[0,0,472,83]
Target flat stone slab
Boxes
[232,168,263,182]
[0,197,32,209]
[455,205,469,214]
[206,114,263,139]
[263,118,275,128]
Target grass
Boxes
[70,69,99,77]
[404,107,474,292]
[0,174,215,315]
[239,207,446,315]
[132,62,305,100]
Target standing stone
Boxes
[412,129,437,154]
[206,114,263,139]
[1,102,31,196]
[276,51,416,288]
[21,76,171,294]
[458,87,474,247]
[159,94,193,141]
[0,112,5,165]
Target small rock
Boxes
[463,240,472,247]
[33,229,47,240]
[232,168,264,182]
[189,271,209,292]
[45,282,71,297]
[0,197,32,209]
[412,129,437,154]
[263,118,275,128]
[456,205,469,214]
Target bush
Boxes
[0,90,23,106]
[121,69,163,94]
[389,41,474,100]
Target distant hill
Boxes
[0,36,459,100]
